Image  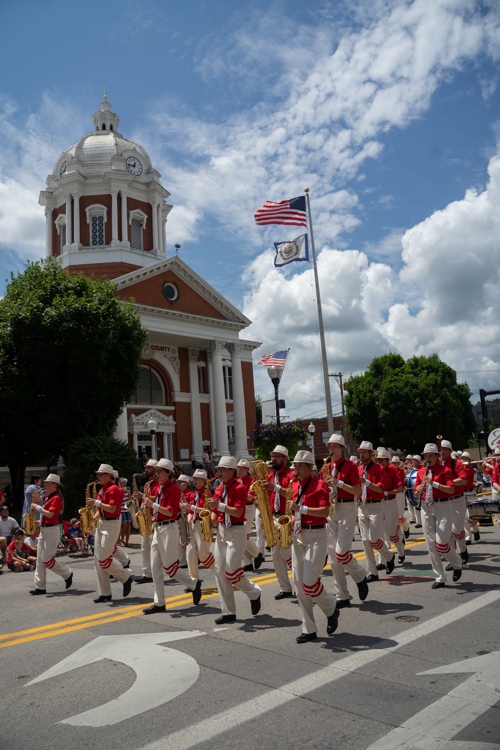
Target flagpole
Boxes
[304,188,334,436]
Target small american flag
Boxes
[254,196,307,227]
[257,350,289,367]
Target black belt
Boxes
[101,517,119,521]
[334,498,355,503]
[301,523,326,529]
[451,495,465,499]
[220,521,245,526]
[385,494,396,499]
[155,518,178,526]
[365,499,382,503]
[432,497,450,502]
[42,523,59,528]
[246,502,255,506]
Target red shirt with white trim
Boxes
[358,461,386,500]
[238,473,255,504]
[293,474,329,525]
[382,464,403,495]
[394,465,406,486]
[325,458,360,500]
[416,463,454,500]
[267,466,295,514]
[214,477,246,523]
[462,464,475,491]
[42,491,63,525]
[492,463,500,486]
[443,457,467,496]
[155,480,181,521]
[97,482,122,519]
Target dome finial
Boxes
[103,84,108,102]
[92,89,120,132]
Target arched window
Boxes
[131,364,168,405]
[102,124,106,130]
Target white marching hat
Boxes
[413,455,422,461]
[177,474,192,484]
[440,439,453,450]
[96,463,114,474]
[423,443,439,454]
[376,448,390,459]
[192,469,208,479]
[327,434,346,447]
[271,445,289,457]
[358,441,374,451]
[494,447,500,455]
[146,459,158,468]
[292,450,315,465]
[112,469,119,478]
[218,456,238,470]
[349,455,358,462]
[391,456,401,463]
[237,459,252,469]
[461,451,471,459]
[157,458,174,472]
[45,473,61,484]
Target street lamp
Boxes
[148,418,157,459]
[267,366,283,428]
[308,421,316,464]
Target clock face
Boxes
[126,156,143,176]
[59,161,67,177]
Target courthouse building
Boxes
[38,93,259,462]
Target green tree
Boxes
[255,394,262,423]
[0,258,147,507]
[344,353,475,452]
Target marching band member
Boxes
[176,473,192,567]
[207,456,262,624]
[182,468,215,579]
[134,459,158,584]
[324,434,368,609]
[440,440,468,565]
[415,443,463,588]
[86,464,133,603]
[30,474,73,595]
[264,445,296,599]
[376,449,406,565]
[237,460,263,571]
[290,450,338,643]
[460,452,481,543]
[110,469,130,570]
[391,456,410,539]
[409,455,423,528]
[357,442,395,582]
[492,453,500,506]
[143,458,202,614]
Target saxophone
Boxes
[250,460,277,548]
[136,479,154,538]
[321,457,334,516]
[277,483,294,549]
[23,489,39,536]
[199,479,216,543]
[178,488,191,546]
[128,473,141,529]
[79,482,99,534]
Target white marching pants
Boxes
[34,526,71,591]
[358,502,394,576]
[141,535,152,577]
[327,502,366,601]
[186,519,215,579]
[381,498,405,556]
[94,519,132,597]
[151,523,198,606]
[450,495,467,554]
[421,501,462,583]
[293,527,336,635]
[214,524,261,616]
[271,523,293,593]
[409,502,422,525]
[243,504,260,564]
[396,492,410,531]
[254,508,266,555]
[113,544,130,567]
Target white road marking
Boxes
[140,589,500,750]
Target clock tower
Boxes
[39,90,172,279]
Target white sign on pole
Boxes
[488,428,500,450]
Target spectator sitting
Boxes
[0,505,19,562]
[67,518,85,553]
[24,527,40,556]
[6,529,36,572]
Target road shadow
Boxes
[46,589,92,598]
[318,632,400,653]
[359,600,424,615]
[237,613,302,632]
[455,581,500,594]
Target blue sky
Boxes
[1,0,500,419]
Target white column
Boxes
[157,204,163,255]
[121,191,128,244]
[162,208,167,256]
[188,348,203,461]
[132,432,138,455]
[73,193,80,245]
[210,341,229,455]
[114,406,129,442]
[229,344,249,459]
[45,206,53,257]
[65,196,72,246]
[111,191,118,241]
[152,202,159,250]
[163,433,170,460]
[207,351,217,452]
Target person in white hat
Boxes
[134,459,159,584]
[288,450,339,643]
[357,442,396,582]
[29,474,73,596]
[375,449,406,566]
[459,453,481,544]
[390,456,410,539]
[86,464,133,603]
[181,469,215,579]
[323,435,368,608]
[440,439,469,566]
[143,458,202,614]
[261,445,296,599]
[237,460,263,572]
[206,456,262,624]
[414,443,463,588]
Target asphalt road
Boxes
[2,521,499,750]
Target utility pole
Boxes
[330,372,346,441]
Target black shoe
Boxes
[415,524,422,529]
[357,577,369,601]
[134,576,153,584]
[274,590,293,600]
[376,563,386,571]
[386,555,395,574]
[65,572,73,590]
[109,575,117,581]
[94,595,112,603]
[461,549,469,565]
[336,599,350,609]
[192,579,202,605]
[398,555,405,564]
[123,576,133,598]
[445,563,453,571]
[327,608,340,635]
[410,520,415,524]
[404,528,410,539]
[215,614,236,624]
[253,552,264,570]
[296,632,317,643]
[251,595,261,615]
[452,568,462,582]
[143,604,166,614]
[29,588,46,596]
[432,581,445,589]
[124,560,131,569]
[473,531,481,542]
[366,574,379,583]
[243,563,254,572]
[465,539,471,545]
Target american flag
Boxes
[254,196,307,227]
[257,350,289,367]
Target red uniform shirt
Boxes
[394,465,406,486]
[325,458,360,500]
[6,540,30,564]
[214,477,246,524]
[416,463,454,500]
[97,482,122,519]
[462,464,475,492]
[293,474,329,525]
[187,486,210,513]
[492,463,500,487]
[267,466,295,514]
[358,461,386,500]
[145,478,160,499]
[382,464,403,496]
[42,491,63,524]
[155,480,181,521]
[238,473,255,504]
[443,457,467,496]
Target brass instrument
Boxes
[321,457,334,516]
[178,488,191,546]
[200,479,216,543]
[136,479,154,538]
[79,482,100,534]
[277,483,294,549]
[129,473,141,529]
[23,489,39,536]
[250,460,277,548]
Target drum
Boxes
[484,498,499,514]
[465,491,482,508]
[404,469,420,508]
